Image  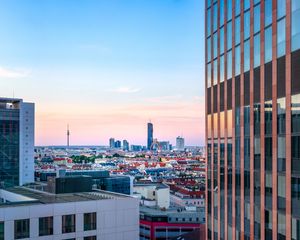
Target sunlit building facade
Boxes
[205,0,300,239]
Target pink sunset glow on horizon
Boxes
[35,97,205,146]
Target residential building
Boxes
[134,183,170,209]
[147,122,153,150]
[0,97,34,187]
[205,0,300,239]
[176,136,185,151]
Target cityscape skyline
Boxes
[0,0,206,146]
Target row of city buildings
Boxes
[108,123,185,152]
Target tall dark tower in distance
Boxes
[67,124,70,148]
[147,122,153,150]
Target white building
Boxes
[0,186,139,240]
[176,136,185,151]
[0,98,34,187]
[133,183,170,209]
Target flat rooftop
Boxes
[0,186,130,208]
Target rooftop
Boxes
[0,186,129,208]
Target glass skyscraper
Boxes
[0,98,35,187]
[147,122,153,150]
[205,0,300,239]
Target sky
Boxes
[0,0,205,146]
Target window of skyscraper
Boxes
[254,4,261,34]
[227,0,232,21]
[213,32,218,59]
[235,45,241,76]
[213,59,218,85]
[235,16,241,45]
[254,34,261,67]
[292,0,300,51]
[235,0,241,16]
[207,0,211,8]
[227,50,232,79]
[278,213,286,239]
[207,63,212,87]
[244,0,250,11]
[220,0,224,26]
[265,0,272,27]
[220,55,224,83]
[244,40,250,72]
[277,18,286,58]
[265,26,272,63]
[220,27,224,54]
[207,36,211,62]
[213,3,218,32]
[227,21,232,50]
[244,10,250,40]
[277,0,286,19]
[207,8,211,37]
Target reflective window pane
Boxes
[244,40,250,72]
[227,0,232,21]
[277,18,286,58]
[213,3,218,32]
[235,16,241,45]
[220,0,224,26]
[254,4,261,34]
[220,55,224,83]
[207,37,211,62]
[265,26,272,63]
[227,50,232,79]
[292,0,300,51]
[277,0,286,19]
[244,0,250,11]
[213,32,218,59]
[265,0,272,26]
[235,45,241,76]
[207,8,211,36]
[235,0,241,16]
[220,27,224,54]
[244,11,250,40]
[227,21,232,50]
[254,34,261,67]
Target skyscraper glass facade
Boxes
[147,122,153,150]
[0,105,20,187]
[206,0,300,239]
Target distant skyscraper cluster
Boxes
[108,122,185,152]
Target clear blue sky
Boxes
[0,0,205,146]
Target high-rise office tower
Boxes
[205,0,300,239]
[109,138,115,149]
[0,98,34,187]
[176,136,185,151]
[123,140,129,151]
[114,140,121,149]
[147,122,153,150]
